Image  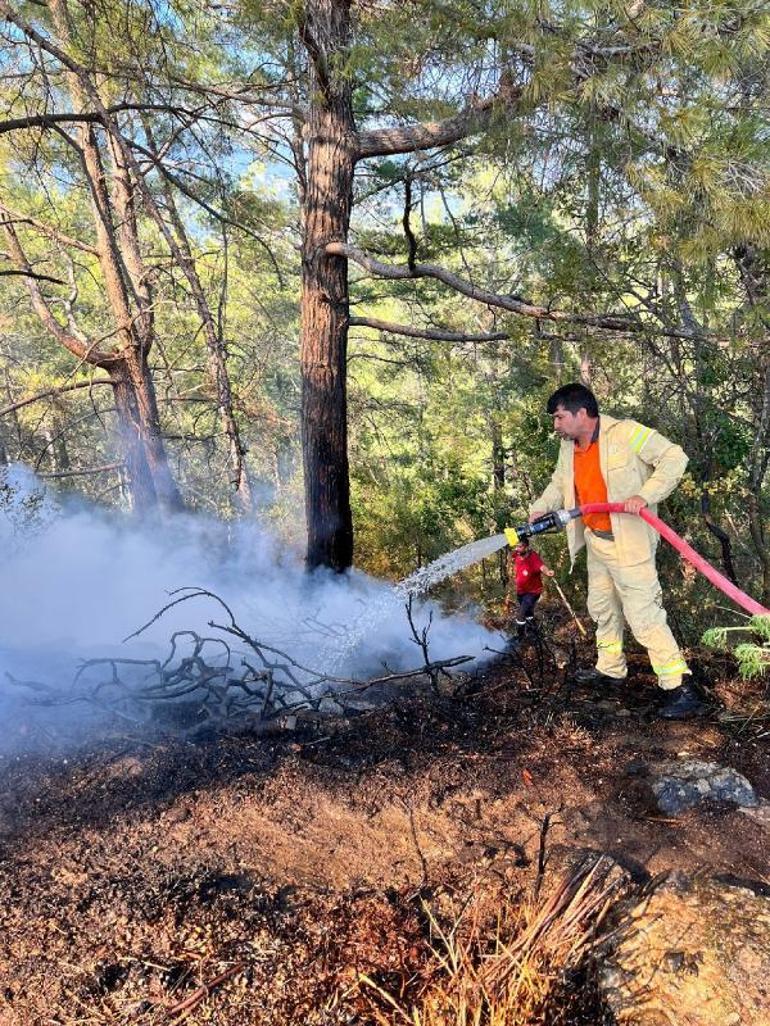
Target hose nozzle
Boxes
[505,508,581,545]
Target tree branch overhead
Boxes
[331,242,646,333]
[357,86,520,160]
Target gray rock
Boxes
[649,759,759,814]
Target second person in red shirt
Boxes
[507,537,555,641]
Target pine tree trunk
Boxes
[125,349,184,514]
[142,123,253,514]
[106,143,183,514]
[491,416,508,586]
[43,418,71,474]
[300,0,356,571]
[491,417,506,493]
[111,363,159,515]
[48,0,184,516]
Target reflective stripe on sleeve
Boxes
[629,425,654,454]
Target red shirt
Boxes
[514,550,545,595]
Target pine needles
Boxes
[359,855,629,1026]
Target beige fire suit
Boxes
[530,415,690,690]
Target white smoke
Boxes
[0,465,502,748]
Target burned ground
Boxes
[0,642,768,1025]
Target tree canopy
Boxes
[0,0,769,621]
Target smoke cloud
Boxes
[0,465,502,749]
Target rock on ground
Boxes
[600,874,770,1026]
[649,760,758,815]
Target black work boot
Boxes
[658,681,706,720]
[572,667,625,686]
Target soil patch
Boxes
[0,643,768,1024]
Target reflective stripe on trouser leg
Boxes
[585,536,627,679]
[651,659,689,691]
[589,536,690,691]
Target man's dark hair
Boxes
[546,383,599,418]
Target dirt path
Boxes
[0,649,767,1024]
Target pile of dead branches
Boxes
[7,587,473,735]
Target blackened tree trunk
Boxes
[299,0,356,571]
[111,363,160,514]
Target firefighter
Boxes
[529,382,703,719]
[505,537,555,641]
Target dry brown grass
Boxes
[360,856,627,1025]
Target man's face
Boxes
[515,542,529,556]
[552,404,586,439]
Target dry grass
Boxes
[360,856,627,1025]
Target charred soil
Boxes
[0,637,768,1024]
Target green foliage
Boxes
[703,616,770,680]
[2,0,770,647]
[0,466,53,552]
[734,641,770,680]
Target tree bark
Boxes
[105,137,185,514]
[747,361,770,606]
[299,0,356,571]
[491,414,509,586]
[125,348,185,513]
[734,248,770,601]
[6,0,185,516]
[110,361,160,514]
[357,86,519,159]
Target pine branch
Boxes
[0,267,65,284]
[333,243,713,339]
[0,205,99,255]
[123,135,284,282]
[349,315,509,343]
[0,378,115,418]
[0,103,212,137]
[0,213,113,365]
[38,461,123,479]
[330,242,643,332]
[357,86,520,160]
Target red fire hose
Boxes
[580,502,769,617]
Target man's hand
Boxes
[528,511,544,524]
[623,495,648,514]
[544,568,555,577]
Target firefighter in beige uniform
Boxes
[531,383,702,719]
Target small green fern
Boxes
[702,626,730,648]
[703,615,770,681]
[734,642,770,680]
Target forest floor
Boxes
[0,621,768,1025]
